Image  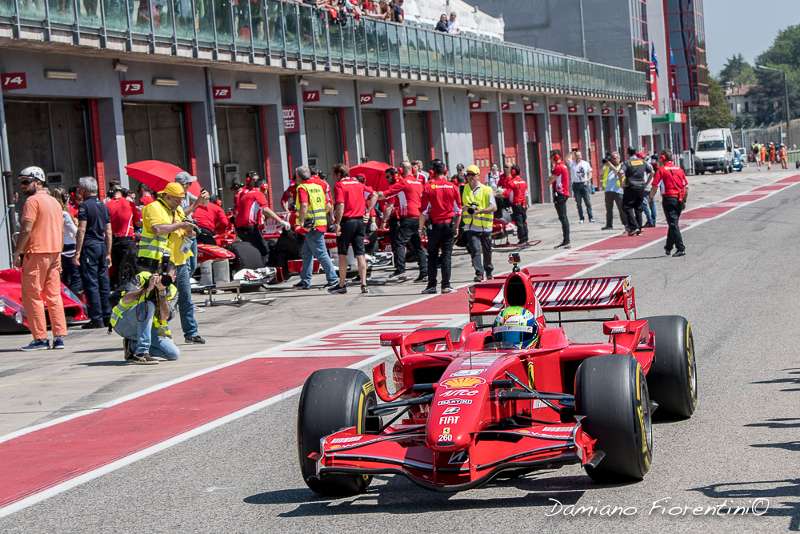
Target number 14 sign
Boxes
[2,72,27,91]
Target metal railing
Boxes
[0,0,647,100]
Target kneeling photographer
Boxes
[109,255,179,365]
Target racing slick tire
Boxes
[643,315,698,419]
[297,368,378,496]
[575,355,653,482]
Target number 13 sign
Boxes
[120,80,144,96]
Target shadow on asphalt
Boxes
[751,441,800,452]
[744,418,800,430]
[80,360,129,367]
[690,478,800,531]
[73,347,123,354]
[244,473,640,516]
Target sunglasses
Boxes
[19,178,32,185]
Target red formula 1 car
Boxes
[297,256,698,494]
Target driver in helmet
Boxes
[491,306,540,349]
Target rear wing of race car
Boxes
[469,271,636,326]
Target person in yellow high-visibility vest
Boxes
[137,182,196,272]
[292,165,339,290]
[109,269,179,365]
[461,165,496,282]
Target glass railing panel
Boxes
[265,0,284,52]
[387,23,399,68]
[44,0,73,25]
[101,0,128,32]
[172,0,196,40]
[297,3,314,57]
[397,25,409,68]
[282,0,298,54]
[328,15,343,62]
[354,18,367,66]
[342,17,356,63]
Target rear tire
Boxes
[297,368,378,496]
[643,315,698,418]
[575,355,652,482]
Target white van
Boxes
[695,128,734,174]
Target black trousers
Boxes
[663,197,685,253]
[80,240,111,323]
[389,217,400,271]
[604,191,626,228]
[554,194,570,244]
[395,217,427,274]
[572,182,594,221]
[511,205,528,243]
[622,187,645,232]
[110,236,136,288]
[465,230,493,276]
[426,222,455,288]
[236,226,269,260]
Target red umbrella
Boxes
[125,160,202,196]
[350,161,394,192]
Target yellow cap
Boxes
[160,182,185,198]
[466,164,481,175]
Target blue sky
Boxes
[705,0,800,75]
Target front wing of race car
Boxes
[314,422,600,491]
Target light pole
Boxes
[756,64,791,147]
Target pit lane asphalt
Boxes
[3,177,799,533]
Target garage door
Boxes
[568,115,582,152]
[6,99,93,191]
[404,111,430,163]
[502,114,518,166]
[587,116,600,187]
[362,110,389,164]
[470,112,493,177]
[216,105,263,208]
[525,114,543,203]
[602,116,614,153]
[549,114,564,155]
[304,108,342,177]
[124,103,187,172]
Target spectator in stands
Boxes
[74,176,113,329]
[389,0,403,23]
[376,0,391,20]
[435,13,449,32]
[447,12,459,34]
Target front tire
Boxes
[643,315,698,418]
[575,355,653,482]
[297,368,378,496]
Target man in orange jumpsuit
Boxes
[14,166,68,351]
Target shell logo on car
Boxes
[441,377,486,389]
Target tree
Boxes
[750,24,800,125]
[719,53,756,88]
[693,77,733,131]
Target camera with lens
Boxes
[467,203,478,215]
[159,252,173,286]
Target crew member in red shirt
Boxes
[137,185,154,206]
[193,194,229,244]
[234,175,289,260]
[650,149,689,257]
[381,167,402,262]
[419,159,462,294]
[329,164,378,294]
[381,166,428,283]
[503,164,530,245]
[548,150,571,249]
[106,184,141,288]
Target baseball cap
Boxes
[160,182,185,198]
[174,171,197,185]
[466,164,480,175]
[18,166,46,183]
